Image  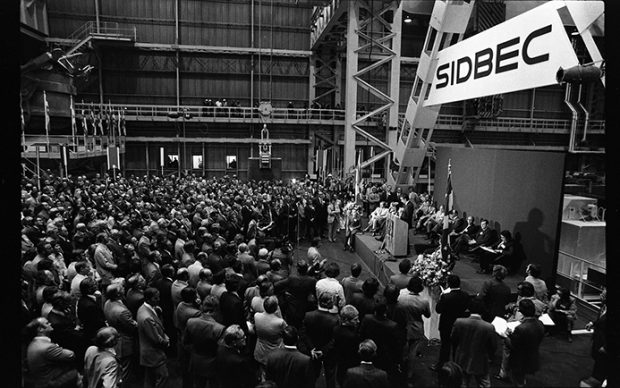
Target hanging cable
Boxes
[270,0,274,102]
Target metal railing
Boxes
[71,102,605,133]
[22,134,125,156]
[557,250,606,304]
[67,21,137,42]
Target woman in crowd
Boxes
[548,287,577,342]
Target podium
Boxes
[384,214,408,256]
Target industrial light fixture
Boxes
[404,15,412,24]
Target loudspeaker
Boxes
[556,65,602,84]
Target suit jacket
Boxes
[141,260,162,286]
[349,293,380,319]
[592,307,606,357]
[137,303,169,367]
[220,291,248,332]
[216,344,257,388]
[359,314,402,372]
[151,277,174,333]
[265,347,314,388]
[508,317,545,374]
[400,201,415,228]
[77,295,106,342]
[343,363,390,388]
[389,273,412,291]
[436,289,471,332]
[479,278,512,319]
[94,243,117,281]
[396,291,431,340]
[341,276,364,303]
[174,302,201,338]
[103,299,137,358]
[275,274,317,326]
[303,309,340,357]
[25,337,76,387]
[125,289,145,319]
[184,314,225,377]
[451,315,496,375]
[83,345,120,388]
[333,325,361,381]
[473,227,494,247]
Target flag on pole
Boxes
[442,159,454,230]
[116,109,122,137]
[354,151,361,204]
[98,110,104,136]
[121,109,126,136]
[81,108,87,145]
[20,94,26,148]
[43,91,50,137]
[108,102,113,136]
[70,96,77,147]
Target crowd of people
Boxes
[19,171,608,388]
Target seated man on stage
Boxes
[476,230,516,274]
[453,219,494,260]
[363,201,390,236]
[450,216,479,256]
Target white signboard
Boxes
[425,1,580,106]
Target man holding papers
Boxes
[495,299,545,386]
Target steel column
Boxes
[343,0,359,172]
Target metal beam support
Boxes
[394,0,475,187]
[343,0,359,172]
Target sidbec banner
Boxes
[424,1,582,107]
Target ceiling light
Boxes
[404,15,412,23]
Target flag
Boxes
[354,151,361,204]
[81,109,87,145]
[121,109,126,136]
[43,91,50,138]
[108,102,113,136]
[70,96,77,145]
[442,160,453,231]
[20,94,26,147]
[116,109,122,137]
[98,110,104,136]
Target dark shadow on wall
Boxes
[513,208,553,278]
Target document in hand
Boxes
[538,313,555,326]
[491,317,522,337]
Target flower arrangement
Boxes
[410,247,450,288]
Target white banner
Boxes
[424,1,580,106]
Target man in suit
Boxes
[265,325,315,388]
[431,274,471,371]
[478,265,512,321]
[343,339,390,388]
[465,219,496,261]
[125,274,146,319]
[274,259,317,329]
[24,317,79,388]
[171,268,189,309]
[93,233,118,288]
[396,276,431,382]
[151,264,176,356]
[303,293,340,388]
[399,193,415,229]
[503,299,545,387]
[584,288,608,387]
[104,283,138,385]
[83,327,121,388]
[450,216,479,254]
[341,263,364,304]
[77,277,106,344]
[359,301,403,387]
[333,305,361,387]
[184,295,225,388]
[137,287,170,388]
[389,258,413,290]
[216,324,258,388]
[142,251,163,287]
[174,287,201,388]
[220,275,248,332]
[450,298,496,388]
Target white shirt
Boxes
[316,277,345,313]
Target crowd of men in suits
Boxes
[19,172,433,388]
[19,171,609,388]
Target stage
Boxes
[354,230,522,295]
[353,230,522,340]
